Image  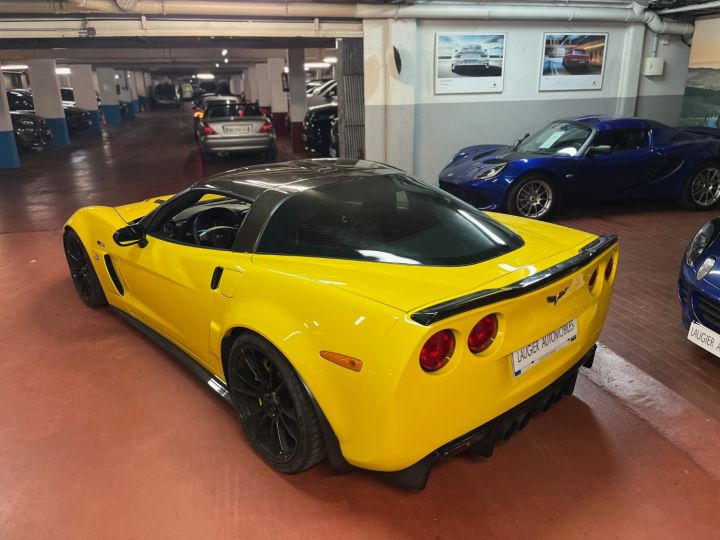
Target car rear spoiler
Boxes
[410,234,618,326]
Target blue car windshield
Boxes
[257,174,524,266]
[517,121,592,155]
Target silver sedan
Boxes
[197,103,276,162]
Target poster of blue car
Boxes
[435,33,506,94]
[540,33,607,91]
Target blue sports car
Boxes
[439,116,720,219]
[680,219,720,359]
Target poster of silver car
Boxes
[435,33,506,94]
[540,33,607,91]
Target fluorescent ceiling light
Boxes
[305,62,330,69]
[1,64,28,71]
[221,49,228,56]
[215,63,220,68]
[55,67,72,75]
[323,57,338,64]
[196,73,215,80]
[224,58,228,64]
[283,66,289,73]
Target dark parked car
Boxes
[197,102,276,162]
[152,83,182,109]
[562,48,591,71]
[439,115,720,219]
[7,88,92,133]
[10,111,53,150]
[303,103,337,156]
[679,218,720,359]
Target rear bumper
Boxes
[199,134,275,153]
[387,345,596,489]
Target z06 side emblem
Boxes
[547,287,569,306]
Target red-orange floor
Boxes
[0,110,718,538]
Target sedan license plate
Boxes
[687,321,720,358]
[223,125,252,134]
[511,319,577,377]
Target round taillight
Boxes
[419,330,455,372]
[588,268,598,291]
[468,314,498,354]
[605,257,614,281]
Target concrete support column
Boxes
[288,48,307,153]
[246,66,258,104]
[256,63,271,113]
[69,64,101,135]
[363,19,417,173]
[267,57,288,135]
[116,70,134,119]
[0,73,20,168]
[230,74,244,97]
[27,59,70,146]
[96,68,121,124]
[133,71,148,111]
[127,71,140,114]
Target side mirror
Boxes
[113,224,148,247]
[587,145,612,156]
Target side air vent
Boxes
[104,254,125,295]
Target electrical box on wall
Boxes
[643,57,665,77]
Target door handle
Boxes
[210,266,224,290]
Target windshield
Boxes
[6,91,34,111]
[516,121,592,156]
[257,174,523,266]
[205,104,260,118]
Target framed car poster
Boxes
[539,33,607,91]
[435,33,506,94]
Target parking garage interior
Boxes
[1,1,720,538]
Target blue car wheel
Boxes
[507,174,557,220]
[680,162,720,210]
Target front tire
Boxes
[63,228,107,307]
[227,334,325,474]
[507,174,557,219]
[680,162,720,210]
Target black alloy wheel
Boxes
[63,229,107,307]
[227,334,324,473]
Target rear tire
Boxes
[506,174,557,219]
[227,333,325,474]
[63,229,107,308]
[680,161,720,210]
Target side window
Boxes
[593,129,649,153]
[150,193,251,250]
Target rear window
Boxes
[257,175,523,266]
[206,104,262,119]
[60,88,74,101]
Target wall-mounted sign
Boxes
[435,33,506,94]
[539,33,607,91]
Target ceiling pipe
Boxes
[0,1,694,36]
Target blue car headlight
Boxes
[686,221,715,266]
[473,163,507,180]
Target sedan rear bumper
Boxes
[199,134,275,154]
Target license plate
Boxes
[223,125,251,134]
[511,319,577,377]
[687,321,720,357]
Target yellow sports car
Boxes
[63,159,618,489]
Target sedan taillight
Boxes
[420,330,455,372]
[259,122,273,134]
[201,124,216,135]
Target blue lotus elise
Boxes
[439,116,720,219]
[680,219,720,359]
